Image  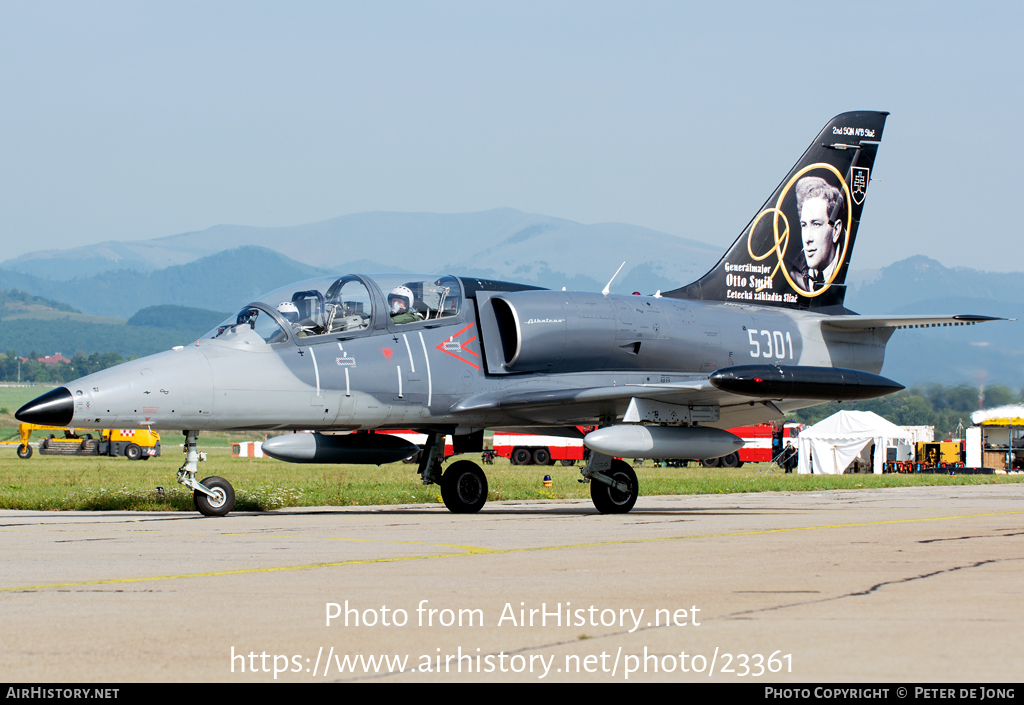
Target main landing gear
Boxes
[419,432,489,513]
[419,432,638,515]
[419,430,491,512]
[441,461,488,513]
[581,454,639,514]
[177,430,236,517]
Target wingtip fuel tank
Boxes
[708,365,904,401]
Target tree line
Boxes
[794,383,1024,438]
[0,288,80,315]
[0,350,128,384]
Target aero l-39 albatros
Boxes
[17,111,1004,517]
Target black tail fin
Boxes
[665,111,887,311]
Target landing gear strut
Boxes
[177,430,236,517]
[418,432,489,513]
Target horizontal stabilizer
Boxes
[822,314,1007,330]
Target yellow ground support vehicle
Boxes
[914,440,963,468]
[17,423,161,460]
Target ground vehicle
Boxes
[17,423,160,460]
[695,422,804,467]
[914,441,963,467]
[493,432,588,466]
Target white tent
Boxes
[797,410,914,475]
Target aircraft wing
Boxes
[452,380,714,413]
[822,314,1007,330]
[450,379,789,427]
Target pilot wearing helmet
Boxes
[277,301,300,325]
[277,300,304,336]
[388,286,423,324]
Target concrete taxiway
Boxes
[2,484,1022,682]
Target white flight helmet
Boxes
[388,286,414,314]
[277,301,300,324]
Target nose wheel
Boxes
[193,476,236,517]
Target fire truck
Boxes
[722,422,804,466]
[492,432,586,466]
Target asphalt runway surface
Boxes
[2,484,1022,683]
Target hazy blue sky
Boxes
[2,1,1021,271]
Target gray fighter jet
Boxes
[17,111,1004,517]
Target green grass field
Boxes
[0,384,52,414]
[0,384,55,435]
[1,446,1021,512]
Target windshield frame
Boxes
[201,302,295,349]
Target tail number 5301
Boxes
[748,330,793,359]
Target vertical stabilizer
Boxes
[664,111,888,310]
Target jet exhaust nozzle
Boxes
[261,431,421,465]
[16,387,74,427]
[584,425,744,460]
[708,365,903,401]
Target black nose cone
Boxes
[16,387,75,426]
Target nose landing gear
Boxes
[177,430,236,517]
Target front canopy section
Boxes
[252,275,374,338]
[202,305,289,348]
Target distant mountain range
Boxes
[843,256,1023,391]
[0,208,722,295]
[0,247,330,318]
[1,211,1020,387]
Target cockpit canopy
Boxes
[201,274,463,345]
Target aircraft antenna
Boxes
[602,262,626,296]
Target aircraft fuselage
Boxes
[54,281,890,435]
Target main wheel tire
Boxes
[17,444,32,459]
[590,459,638,514]
[125,443,142,460]
[720,452,740,468]
[511,447,532,466]
[194,476,235,517]
[440,460,488,513]
[560,459,576,466]
[701,457,720,468]
[532,448,551,466]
